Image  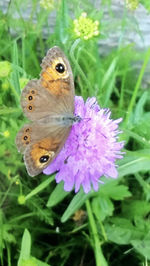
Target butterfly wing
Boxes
[16,122,70,176]
[16,46,75,176]
[21,46,75,121]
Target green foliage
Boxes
[0,0,150,265]
[18,229,50,266]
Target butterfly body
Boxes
[16,46,80,177]
[37,114,79,127]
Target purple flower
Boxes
[43,96,124,193]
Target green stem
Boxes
[25,176,54,201]
[6,244,11,266]
[9,212,38,223]
[99,220,107,242]
[124,47,150,126]
[70,39,92,98]
[22,35,26,72]
[119,59,129,109]
[0,175,18,208]
[86,199,108,266]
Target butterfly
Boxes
[16,46,81,177]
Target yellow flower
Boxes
[125,0,139,10]
[73,12,100,40]
[40,0,54,10]
[3,130,10,138]
[0,61,12,78]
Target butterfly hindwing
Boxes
[23,125,70,176]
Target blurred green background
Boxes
[0,0,150,265]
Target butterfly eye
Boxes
[39,155,49,163]
[55,63,65,73]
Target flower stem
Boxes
[0,175,18,208]
[86,199,108,266]
[25,176,54,201]
[124,47,150,126]
[70,39,92,97]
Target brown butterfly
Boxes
[16,46,80,177]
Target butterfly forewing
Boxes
[20,47,74,121]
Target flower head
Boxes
[18,195,26,205]
[73,12,100,40]
[44,96,124,193]
[125,0,139,10]
[40,0,54,10]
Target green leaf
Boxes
[131,239,150,260]
[132,112,150,141]
[122,200,150,219]
[101,57,118,89]
[10,41,20,105]
[108,184,131,200]
[0,209,5,256]
[47,181,69,207]
[105,224,132,245]
[17,232,51,266]
[101,57,118,106]
[31,256,50,266]
[61,173,131,223]
[0,162,8,176]
[123,128,150,148]
[105,218,144,245]
[3,224,16,244]
[55,0,69,45]
[99,180,132,200]
[134,91,148,124]
[61,189,92,223]
[0,107,20,115]
[25,176,55,201]
[118,150,150,177]
[18,229,31,265]
[92,196,114,221]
